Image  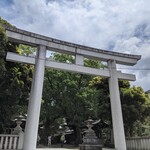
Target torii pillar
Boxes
[108,60,127,150]
[23,45,46,150]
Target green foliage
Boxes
[16,44,36,56]
[121,86,150,136]
[0,17,13,27]
[53,53,74,63]
[0,18,33,133]
[40,53,102,144]
[41,52,150,142]
[89,77,111,125]
[0,25,7,75]
[91,76,150,137]
[84,58,105,68]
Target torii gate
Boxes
[5,27,141,150]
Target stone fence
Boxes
[0,132,24,150]
[126,136,150,150]
[0,133,150,150]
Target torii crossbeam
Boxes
[4,26,141,150]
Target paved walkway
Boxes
[37,148,78,150]
[37,145,78,150]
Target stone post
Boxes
[23,45,46,150]
[108,60,127,150]
[13,120,23,134]
[18,132,24,149]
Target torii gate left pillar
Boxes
[23,45,46,150]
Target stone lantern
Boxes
[12,115,25,134]
[79,118,103,150]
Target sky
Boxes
[0,0,150,91]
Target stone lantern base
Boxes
[79,144,102,150]
[79,118,103,150]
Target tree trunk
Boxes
[40,118,50,145]
[75,126,82,145]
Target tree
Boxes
[40,53,102,145]
[89,77,111,122]
[16,44,36,56]
[0,18,33,133]
[121,86,150,136]
[90,76,150,137]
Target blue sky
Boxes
[0,0,150,91]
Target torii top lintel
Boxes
[4,26,141,66]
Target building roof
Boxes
[145,90,150,94]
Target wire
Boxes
[118,68,150,71]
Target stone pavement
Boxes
[37,148,78,150]
[37,145,78,150]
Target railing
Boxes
[126,136,150,150]
[0,132,24,149]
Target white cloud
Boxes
[0,0,150,91]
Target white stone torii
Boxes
[5,27,141,150]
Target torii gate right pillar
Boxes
[108,60,127,150]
